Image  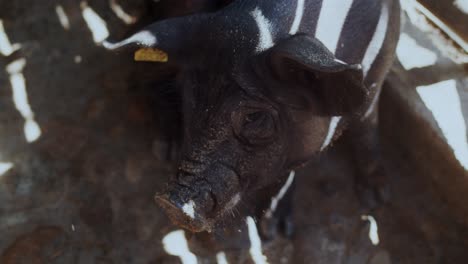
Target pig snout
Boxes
[155,185,215,232]
[155,163,241,232]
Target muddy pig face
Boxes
[104,14,367,233]
[154,36,366,232]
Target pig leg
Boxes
[347,99,390,209]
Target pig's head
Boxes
[104,11,368,232]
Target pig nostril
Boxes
[202,190,217,213]
[210,191,218,212]
[218,161,242,186]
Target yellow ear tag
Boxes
[134,48,168,62]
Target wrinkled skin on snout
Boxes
[154,36,367,233]
[157,71,323,232]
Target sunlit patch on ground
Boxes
[110,0,137,25]
[454,0,468,14]
[246,216,268,264]
[55,5,70,30]
[417,80,468,170]
[361,215,380,246]
[162,230,198,264]
[74,55,82,64]
[6,58,42,143]
[216,252,229,264]
[81,1,109,43]
[0,162,13,177]
[0,20,21,56]
[397,33,438,70]
[401,0,468,63]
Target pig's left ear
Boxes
[103,14,207,64]
[266,34,368,114]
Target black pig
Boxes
[104,0,400,234]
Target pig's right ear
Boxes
[266,34,368,115]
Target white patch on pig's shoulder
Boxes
[182,200,196,219]
[250,7,274,53]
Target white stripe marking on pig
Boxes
[320,116,342,151]
[55,5,71,30]
[246,217,269,264]
[7,58,42,142]
[417,80,468,170]
[81,2,110,43]
[265,171,295,218]
[182,200,196,219]
[250,7,274,52]
[102,30,157,50]
[362,2,389,76]
[162,230,198,264]
[315,0,354,53]
[0,162,13,177]
[216,251,229,264]
[361,215,380,245]
[0,20,21,56]
[289,0,305,35]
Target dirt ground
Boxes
[0,1,467,263]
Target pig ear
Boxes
[267,34,368,114]
[102,14,205,63]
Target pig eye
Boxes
[239,110,276,145]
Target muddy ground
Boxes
[0,1,467,263]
